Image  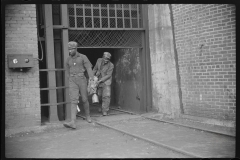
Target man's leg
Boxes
[64,77,78,129]
[102,85,111,116]
[78,76,92,123]
[97,87,103,113]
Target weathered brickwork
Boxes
[5,4,41,129]
[171,4,236,120]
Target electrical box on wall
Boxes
[8,54,34,69]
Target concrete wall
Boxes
[172,4,236,121]
[5,4,41,130]
[148,4,181,118]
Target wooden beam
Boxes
[61,4,71,121]
[44,4,59,122]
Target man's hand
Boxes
[96,79,102,86]
[89,77,94,81]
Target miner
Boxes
[93,52,114,116]
[64,41,94,129]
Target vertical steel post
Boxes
[141,4,152,112]
[139,4,147,113]
[43,4,58,122]
[142,5,152,112]
[61,4,71,120]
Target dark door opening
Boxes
[78,48,143,113]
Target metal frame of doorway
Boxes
[40,4,152,122]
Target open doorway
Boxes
[78,48,143,115]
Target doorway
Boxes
[38,4,152,123]
[78,48,143,113]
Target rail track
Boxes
[77,108,235,158]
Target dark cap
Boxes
[68,41,78,49]
[103,52,111,59]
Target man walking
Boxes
[93,52,114,116]
[64,41,94,129]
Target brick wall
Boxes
[5,4,41,129]
[171,4,236,121]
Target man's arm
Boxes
[83,55,94,79]
[98,64,114,83]
[65,58,70,78]
[92,58,100,76]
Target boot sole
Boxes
[63,124,76,129]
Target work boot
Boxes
[86,115,92,123]
[63,104,77,129]
[63,121,76,129]
[102,111,107,116]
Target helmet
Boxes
[103,52,111,59]
[68,41,78,49]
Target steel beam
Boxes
[44,4,58,122]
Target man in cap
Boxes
[64,41,94,129]
[93,52,114,116]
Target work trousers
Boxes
[97,84,111,112]
[69,75,90,118]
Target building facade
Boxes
[4,4,236,133]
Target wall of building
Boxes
[171,4,236,121]
[148,4,181,118]
[5,4,41,130]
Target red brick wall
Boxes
[171,4,236,120]
[5,4,41,129]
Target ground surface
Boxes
[5,118,188,158]
[5,107,236,158]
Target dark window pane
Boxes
[109,9,115,17]
[124,19,130,28]
[94,18,100,28]
[117,18,123,28]
[85,17,92,28]
[69,16,75,27]
[102,18,108,28]
[76,8,83,16]
[110,18,116,28]
[85,9,92,16]
[117,10,122,17]
[77,17,84,28]
[93,9,99,16]
[68,7,74,16]
[132,19,138,28]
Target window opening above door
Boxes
[68,4,142,29]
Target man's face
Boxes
[103,56,110,64]
[69,47,77,56]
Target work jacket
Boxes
[93,58,114,85]
[65,52,93,78]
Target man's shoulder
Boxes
[66,56,71,62]
[78,53,89,60]
[78,52,85,57]
[97,58,103,63]
[109,61,114,67]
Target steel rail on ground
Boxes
[76,114,202,158]
[109,108,235,138]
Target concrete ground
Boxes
[5,106,236,158]
[5,119,189,158]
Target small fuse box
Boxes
[8,54,34,69]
